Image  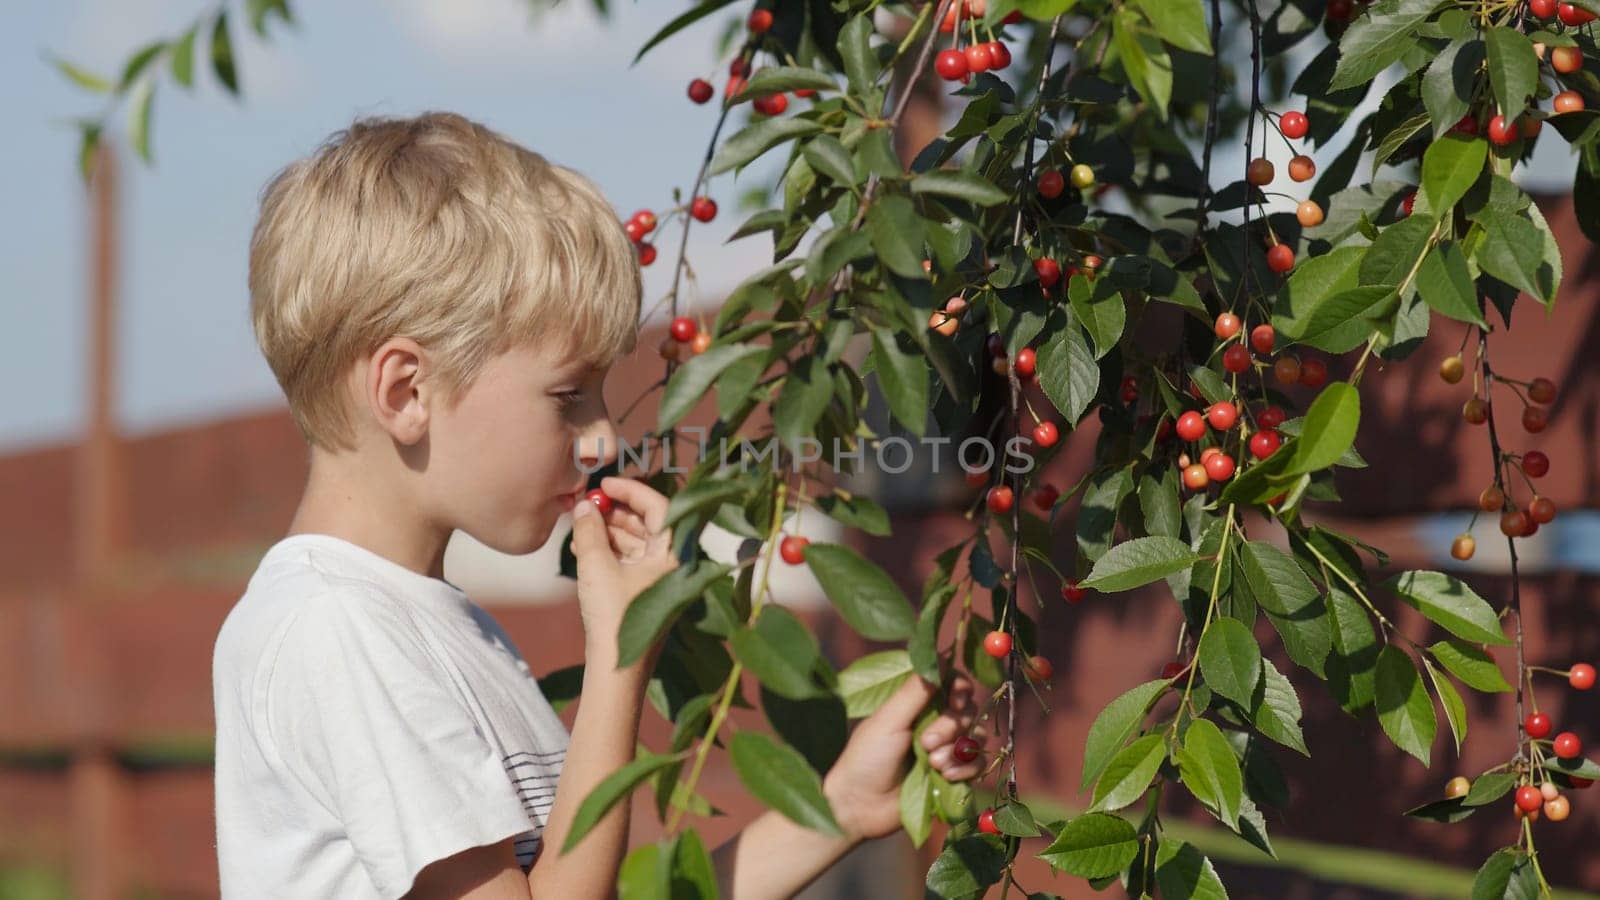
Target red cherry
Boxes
[1258,406,1286,429]
[1452,114,1480,136]
[1554,732,1583,759]
[1553,90,1586,114]
[1267,243,1295,274]
[986,41,1012,70]
[1559,1,1596,24]
[1215,312,1242,339]
[779,535,810,565]
[690,196,718,222]
[953,736,982,763]
[1038,169,1065,198]
[1033,421,1059,448]
[964,43,993,74]
[585,488,613,515]
[753,93,789,115]
[1487,115,1519,146]
[1207,402,1239,431]
[1522,406,1548,433]
[983,630,1013,658]
[1223,344,1253,373]
[688,78,714,104]
[1300,358,1329,388]
[1288,155,1317,183]
[1062,580,1087,603]
[1204,453,1236,482]
[1004,10,1024,23]
[624,219,646,242]
[1402,192,1417,216]
[1570,663,1596,690]
[1573,777,1595,789]
[1516,785,1544,812]
[748,8,774,32]
[1176,411,1207,442]
[726,75,748,98]
[1122,377,1140,404]
[632,209,658,233]
[1014,348,1038,379]
[986,332,1006,357]
[1522,451,1550,478]
[977,808,1001,835]
[1280,110,1309,139]
[1160,661,1189,679]
[1032,483,1060,511]
[1529,496,1556,524]
[965,468,989,489]
[1025,655,1054,683]
[1527,712,1553,739]
[1500,509,1530,537]
[1034,258,1062,289]
[1531,0,1557,16]
[638,242,657,266]
[1182,464,1210,490]
[1250,429,1282,460]
[935,49,969,81]
[794,88,816,98]
[730,58,750,77]
[987,486,1014,514]
[1528,377,1558,404]
[1250,324,1276,354]
[670,316,698,343]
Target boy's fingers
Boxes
[875,674,939,729]
[938,761,982,783]
[600,477,669,533]
[608,525,646,555]
[605,507,650,540]
[919,716,961,751]
[569,501,618,568]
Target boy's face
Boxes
[424,339,618,556]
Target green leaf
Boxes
[118,40,167,92]
[563,750,684,852]
[1330,0,1443,90]
[210,13,238,95]
[669,829,718,900]
[1177,719,1244,828]
[1135,0,1212,53]
[911,170,1009,206]
[660,344,766,428]
[664,477,752,530]
[869,327,930,436]
[1326,588,1379,712]
[1290,286,1396,352]
[733,66,837,101]
[245,0,293,36]
[1375,645,1437,765]
[1080,536,1200,592]
[911,583,957,684]
[1277,382,1361,478]
[1036,313,1100,425]
[838,12,878,94]
[1090,733,1166,812]
[51,56,113,92]
[1199,617,1263,708]
[1139,468,1182,539]
[1421,135,1486,221]
[900,758,935,848]
[802,135,858,189]
[804,543,917,641]
[709,117,824,175]
[617,842,667,899]
[1474,214,1557,306]
[127,80,155,163]
[1463,772,1516,807]
[1067,278,1126,359]
[1114,8,1174,118]
[1272,246,1368,352]
[926,835,1006,899]
[1384,570,1510,645]
[1252,660,1309,755]
[1522,198,1564,309]
[1075,464,1133,562]
[1470,848,1521,900]
[731,606,825,700]
[1154,840,1230,900]
[1080,680,1169,792]
[1415,242,1488,327]
[773,356,834,448]
[1428,640,1513,692]
[836,649,914,718]
[729,732,841,835]
[992,801,1041,837]
[1484,27,1538,118]
[1423,656,1468,753]
[633,0,739,64]
[866,195,928,278]
[1371,113,1432,176]
[617,561,734,667]
[1039,813,1140,879]
[76,122,102,183]
[1240,541,1330,677]
[1544,756,1600,780]
[1422,40,1483,137]
[170,25,198,88]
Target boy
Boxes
[212,111,984,899]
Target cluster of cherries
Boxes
[1443,663,1595,823]
[1442,356,1559,556]
[932,1,1022,82]
[1246,109,1318,275]
[685,10,816,113]
[658,315,712,362]
[622,195,718,269]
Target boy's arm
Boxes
[709,675,982,899]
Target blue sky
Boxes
[2,2,1578,453]
[1,0,783,451]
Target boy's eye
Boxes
[556,391,585,409]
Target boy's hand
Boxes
[568,476,677,655]
[822,674,984,841]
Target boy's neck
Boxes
[287,450,452,580]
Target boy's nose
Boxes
[574,419,620,471]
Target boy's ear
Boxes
[366,337,432,446]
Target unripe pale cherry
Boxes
[1552,46,1583,74]
[1554,90,1586,114]
[1288,155,1316,182]
[1439,355,1465,383]
[1070,164,1096,189]
[1451,534,1475,560]
[1297,200,1324,227]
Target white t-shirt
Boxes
[213,533,571,899]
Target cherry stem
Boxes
[1478,329,1529,769]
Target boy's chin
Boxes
[474,516,557,558]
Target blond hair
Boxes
[249,112,642,450]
